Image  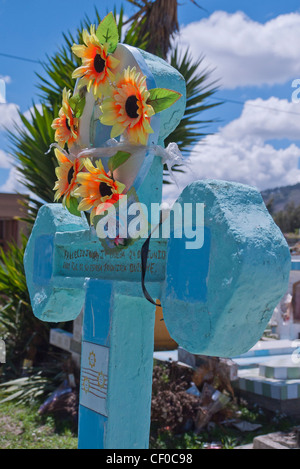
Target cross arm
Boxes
[24,203,167,323]
[161,180,291,357]
[24,204,91,322]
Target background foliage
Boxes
[273,202,300,234]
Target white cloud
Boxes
[0,75,11,84]
[0,102,20,131]
[0,76,11,104]
[178,11,300,89]
[0,149,11,169]
[0,102,45,192]
[0,101,42,134]
[23,103,42,121]
[163,97,300,204]
[0,81,5,104]
[0,166,25,193]
[223,97,300,141]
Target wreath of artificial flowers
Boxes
[51,13,182,237]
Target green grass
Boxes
[0,397,298,449]
[0,401,78,449]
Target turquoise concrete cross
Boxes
[24,46,291,449]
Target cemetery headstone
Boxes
[24,14,291,449]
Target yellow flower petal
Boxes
[78,198,94,212]
[95,159,105,172]
[111,122,126,139]
[142,118,154,133]
[100,111,117,125]
[114,181,126,193]
[71,44,87,58]
[72,65,88,79]
[83,158,100,174]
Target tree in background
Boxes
[125,0,205,59]
[125,0,180,58]
[274,202,300,234]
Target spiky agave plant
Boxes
[0,235,76,405]
[0,236,50,376]
[165,47,220,156]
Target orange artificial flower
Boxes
[100,66,155,145]
[53,149,83,207]
[51,89,79,148]
[72,26,119,98]
[74,158,125,223]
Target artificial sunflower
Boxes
[53,149,84,207]
[100,66,155,145]
[51,89,79,148]
[74,158,126,223]
[72,26,119,98]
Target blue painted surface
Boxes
[166,227,211,303]
[54,236,167,282]
[78,406,107,449]
[24,204,89,323]
[105,291,156,449]
[291,260,300,271]
[162,180,291,357]
[33,234,54,285]
[93,121,114,148]
[83,280,112,347]
[137,47,186,145]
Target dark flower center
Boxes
[67,167,75,185]
[125,95,139,119]
[94,54,106,74]
[65,118,71,131]
[99,182,113,197]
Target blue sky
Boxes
[1,0,300,197]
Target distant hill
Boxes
[261,182,300,214]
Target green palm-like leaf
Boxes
[7,103,58,220]
[0,236,51,376]
[166,47,221,154]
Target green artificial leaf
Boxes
[67,197,81,217]
[96,12,119,53]
[92,215,102,231]
[147,88,182,114]
[108,151,131,174]
[69,93,86,118]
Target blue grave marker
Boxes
[24,18,291,449]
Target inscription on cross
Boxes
[60,243,166,279]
